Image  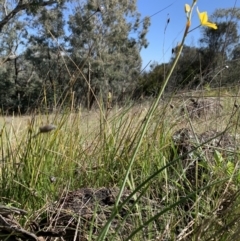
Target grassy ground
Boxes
[1,90,240,240]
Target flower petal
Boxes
[197,7,218,29]
[197,8,207,24]
[201,12,208,23]
[204,22,218,29]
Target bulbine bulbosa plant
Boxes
[97,1,218,240]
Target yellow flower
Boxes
[185,4,191,13]
[197,7,217,29]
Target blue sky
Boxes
[137,0,239,70]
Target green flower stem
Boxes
[97,3,195,240]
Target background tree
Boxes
[133,62,167,98]
[198,8,240,87]
[0,0,66,113]
[168,45,201,91]
[67,0,150,108]
[23,3,68,110]
[0,0,150,112]
[0,0,61,32]
[143,8,240,92]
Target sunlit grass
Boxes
[1,91,240,240]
